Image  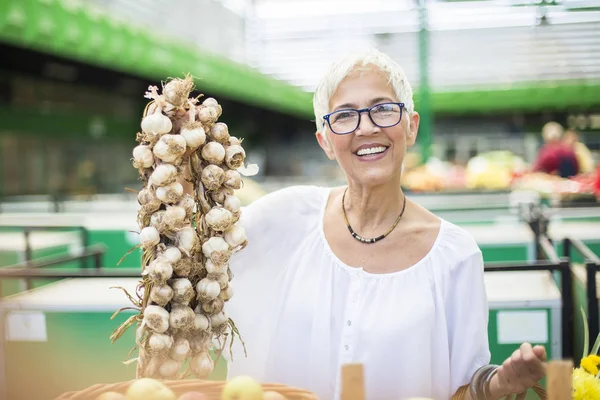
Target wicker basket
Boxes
[55,379,319,400]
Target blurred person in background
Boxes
[532,121,579,177]
[223,48,546,400]
[562,128,595,174]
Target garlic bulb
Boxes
[224,224,247,248]
[205,208,234,232]
[224,195,241,214]
[133,145,154,169]
[191,351,214,378]
[158,359,181,378]
[205,259,227,274]
[228,136,241,146]
[150,210,165,229]
[177,227,198,256]
[163,246,182,265]
[210,311,228,327]
[178,194,195,218]
[196,278,221,300]
[219,284,234,301]
[153,134,187,163]
[171,278,194,305]
[202,237,230,265]
[156,181,184,204]
[163,76,194,107]
[210,122,230,144]
[138,188,160,208]
[173,257,192,277]
[210,187,234,204]
[201,142,225,165]
[223,170,242,190]
[143,305,170,333]
[198,106,218,124]
[163,206,187,228]
[150,284,174,306]
[201,165,225,191]
[202,298,224,314]
[141,112,172,136]
[140,226,160,249]
[194,313,210,331]
[202,97,220,110]
[225,145,246,169]
[237,163,260,177]
[180,123,206,150]
[149,164,178,187]
[209,272,229,290]
[169,337,191,362]
[169,306,195,330]
[148,258,173,282]
[148,333,174,353]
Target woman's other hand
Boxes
[490,343,547,398]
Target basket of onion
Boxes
[55,376,318,400]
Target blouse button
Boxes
[347,320,352,326]
[344,345,349,351]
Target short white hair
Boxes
[312,48,415,132]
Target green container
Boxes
[485,270,562,399]
[0,278,226,400]
[463,223,534,263]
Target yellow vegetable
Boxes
[221,376,263,400]
[126,378,177,400]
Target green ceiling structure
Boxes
[0,0,599,119]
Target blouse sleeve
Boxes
[446,250,491,394]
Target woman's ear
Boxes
[316,130,336,160]
[406,111,420,147]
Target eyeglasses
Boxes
[323,102,405,135]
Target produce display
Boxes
[111,75,257,381]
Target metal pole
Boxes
[587,262,599,344]
[559,259,573,359]
[417,0,432,163]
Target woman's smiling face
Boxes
[317,67,420,187]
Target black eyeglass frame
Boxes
[322,102,405,135]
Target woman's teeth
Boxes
[356,146,387,156]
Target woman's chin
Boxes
[349,168,399,187]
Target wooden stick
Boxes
[547,360,573,400]
[340,363,365,400]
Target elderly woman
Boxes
[223,49,546,399]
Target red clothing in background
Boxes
[533,142,579,177]
[595,164,600,196]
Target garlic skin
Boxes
[205,207,234,232]
[223,170,242,190]
[210,311,228,327]
[237,163,259,177]
[210,187,234,204]
[209,122,230,144]
[141,112,172,136]
[228,136,241,146]
[132,145,154,169]
[150,210,165,229]
[163,206,187,229]
[196,278,221,300]
[219,284,234,301]
[153,134,187,163]
[201,298,224,314]
[201,142,226,165]
[202,237,230,265]
[138,188,160,209]
[143,305,170,333]
[156,181,184,204]
[149,164,178,187]
[201,165,225,191]
[148,258,173,282]
[173,257,192,277]
[178,194,196,218]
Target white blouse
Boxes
[223,185,491,400]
